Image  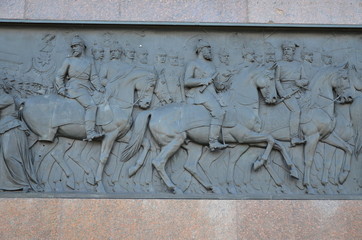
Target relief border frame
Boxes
[0,19,361,200]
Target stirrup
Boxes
[291,137,306,147]
[84,130,104,141]
[209,140,228,151]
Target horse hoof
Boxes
[253,157,265,171]
[172,187,183,194]
[290,167,299,180]
[339,171,349,184]
[128,165,139,177]
[321,178,328,186]
[110,175,119,184]
[227,185,237,194]
[306,186,316,195]
[86,174,95,185]
[96,182,106,193]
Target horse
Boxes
[350,65,362,156]
[121,66,299,194]
[259,63,354,194]
[21,68,157,191]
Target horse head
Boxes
[255,65,278,104]
[334,62,354,104]
[135,71,157,109]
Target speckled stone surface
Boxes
[0,0,25,19]
[0,199,361,240]
[247,0,362,24]
[0,0,361,24]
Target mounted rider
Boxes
[55,35,105,141]
[275,41,309,147]
[184,39,228,151]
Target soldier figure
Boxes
[275,41,308,147]
[237,47,260,76]
[91,43,105,75]
[184,39,228,151]
[124,44,136,65]
[301,47,316,81]
[154,48,172,106]
[166,51,185,103]
[217,48,235,83]
[138,47,149,65]
[100,42,134,88]
[321,50,333,66]
[55,35,104,141]
[264,42,276,66]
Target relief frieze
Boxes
[0,24,361,197]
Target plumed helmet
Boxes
[196,39,210,54]
[71,35,86,48]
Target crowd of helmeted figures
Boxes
[0,32,361,195]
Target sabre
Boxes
[199,72,219,93]
[275,88,300,104]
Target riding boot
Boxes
[84,106,104,141]
[209,124,228,151]
[290,111,306,147]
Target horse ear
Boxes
[343,62,349,69]
[352,64,357,72]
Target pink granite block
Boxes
[24,0,121,21]
[0,199,361,240]
[247,0,362,24]
[0,0,25,19]
[23,0,248,23]
[118,0,248,23]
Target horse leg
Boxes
[128,139,151,177]
[273,140,299,179]
[233,131,275,170]
[321,144,336,185]
[183,143,222,194]
[247,141,285,186]
[152,133,186,194]
[226,146,249,194]
[303,133,320,194]
[320,132,353,184]
[95,130,119,192]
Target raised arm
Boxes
[184,62,210,88]
[55,58,70,95]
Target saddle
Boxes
[179,104,238,132]
[51,95,113,128]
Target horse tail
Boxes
[351,96,362,157]
[121,110,152,162]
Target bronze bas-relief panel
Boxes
[0,23,361,197]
